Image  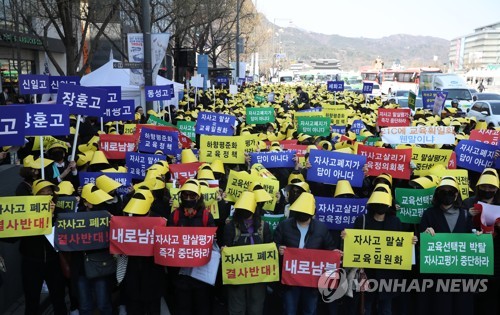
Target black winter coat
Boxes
[274,218,336,250]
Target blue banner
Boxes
[49,76,80,93]
[350,119,366,135]
[138,127,179,155]
[246,76,254,83]
[104,99,134,122]
[126,152,166,180]
[315,197,368,230]
[25,104,70,136]
[455,140,497,173]
[421,90,449,110]
[331,125,346,134]
[249,151,296,168]
[79,172,132,195]
[306,149,366,187]
[362,82,373,94]
[237,78,246,86]
[145,85,174,101]
[217,77,229,85]
[327,81,344,92]
[195,112,236,136]
[19,74,50,94]
[57,84,107,116]
[0,105,26,146]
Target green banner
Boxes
[408,91,417,111]
[395,187,435,224]
[246,107,275,125]
[420,233,494,275]
[146,115,175,127]
[254,95,266,103]
[261,214,285,235]
[364,136,381,146]
[297,116,331,136]
[177,121,196,142]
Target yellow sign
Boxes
[0,196,53,238]
[294,111,324,119]
[225,170,279,211]
[408,147,452,176]
[430,169,470,200]
[222,243,279,285]
[239,134,260,154]
[169,186,220,219]
[343,229,414,270]
[323,105,347,126]
[124,124,137,135]
[32,136,68,151]
[199,135,246,164]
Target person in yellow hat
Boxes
[44,142,78,186]
[274,192,337,315]
[223,191,272,315]
[167,179,215,315]
[284,181,310,217]
[17,179,68,315]
[96,175,124,215]
[463,168,500,224]
[15,155,50,195]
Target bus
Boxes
[380,67,441,94]
[361,69,381,83]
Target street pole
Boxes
[235,0,240,83]
[142,0,153,113]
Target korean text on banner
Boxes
[57,83,107,116]
[307,150,366,187]
[381,126,455,145]
[49,76,80,93]
[25,104,70,136]
[0,105,26,146]
[139,127,178,155]
[469,129,500,146]
[343,229,414,270]
[145,85,174,101]
[104,99,134,122]
[19,74,50,94]
[110,216,166,256]
[315,197,368,230]
[455,140,496,173]
[146,115,175,127]
[395,187,435,224]
[282,248,342,288]
[99,134,137,160]
[56,196,78,213]
[222,243,279,285]
[421,91,448,111]
[430,168,470,200]
[377,108,411,127]
[79,172,131,195]
[55,210,111,251]
[246,107,275,125]
[177,121,196,142]
[357,145,412,179]
[199,135,245,164]
[135,123,192,149]
[224,170,279,211]
[262,214,285,235]
[195,112,236,136]
[153,226,217,267]
[297,117,331,136]
[410,147,452,176]
[126,152,166,180]
[420,233,493,275]
[169,162,202,182]
[0,196,52,238]
[249,151,295,169]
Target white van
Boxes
[419,74,473,111]
[278,71,294,84]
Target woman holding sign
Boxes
[420,176,473,315]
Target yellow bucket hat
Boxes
[234,191,257,214]
[57,181,75,196]
[81,184,113,205]
[289,192,316,215]
[96,175,122,193]
[334,180,355,197]
[123,189,154,215]
[32,179,59,196]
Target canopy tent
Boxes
[80,59,184,109]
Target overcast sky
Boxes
[253,0,500,40]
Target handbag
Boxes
[83,251,116,279]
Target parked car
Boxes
[474,92,500,101]
[467,100,500,127]
[388,90,423,110]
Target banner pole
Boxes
[70,115,82,162]
[40,136,45,180]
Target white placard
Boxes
[381,126,455,145]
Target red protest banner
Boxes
[448,151,457,169]
[281,248,342,288]
[377,108,411,127]
[99,134,137,159]
[470,130,500,146]
[281,144,308,157]
[110,216,166,256]
[357,144,412,179]
[135,124,192,149]
[153,226,217,267]
[169,162,203,182]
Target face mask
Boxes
[288,191,301,205]
[51,150,65,161]
[181,199,197,209]
[291,211,311,222]
[437,190,456,206]
[370,204,389,215]
[477,189,496,200]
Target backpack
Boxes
[172,208,210,227]
[233,221,264,245]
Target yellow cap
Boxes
[123,189,154,215]
[375,173,393,187]
[289,192,316,215]
[438,176,459,191]
[334,180,355,197]
[477,169,499,188]
[32,179,59,196]
[179,181,201,196]
[57,181,75,196]
[288,172,305,185]
[46,142,68,152]
[409,175,440,189]
[89,151,109,166]
[76,151,94,167]
[211,159,225,174]
[249,182,272,203]
[234,191,257,213]
[181,149,198,163]
[197,169,215,180]
[81,184,113,205]
[23,155,35,168]
[96,175,122,193]
[367,190,392,206]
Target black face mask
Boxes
[477,189,496,200]
[51,150,65,162]
[291,211,311,222]
[369,204,389,215]
[436,190,456,206]
[288,191,301,205]
[181,199,197,209]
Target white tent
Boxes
[80,59,184,109]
